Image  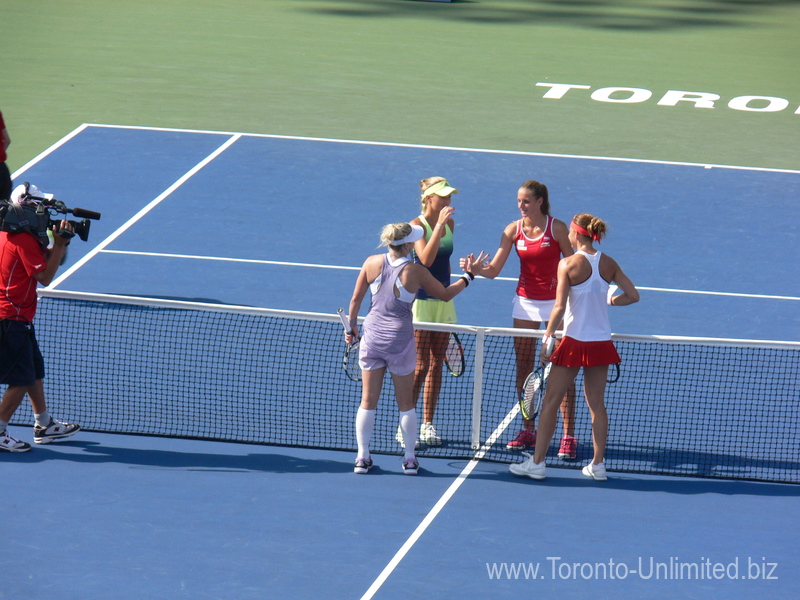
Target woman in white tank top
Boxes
[509,213,639,482]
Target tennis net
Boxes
[11,290,800,483]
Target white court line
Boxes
[11,123,91,179]
[631,287,799,301]
[98,249,800,301]
[84,123,800,174]
[99,249,361,271]
[46,134,242,289]
[359,404,521,600]
[491,277,799,301]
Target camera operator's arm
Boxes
[34,221,72,287]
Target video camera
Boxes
[0,182,101,249]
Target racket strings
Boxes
[443,332,465,377]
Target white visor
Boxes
[391,225,425,246]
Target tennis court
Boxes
[2,2,799,599]
[4,122,798,600]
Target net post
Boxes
[471,327,485,450]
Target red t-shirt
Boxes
[0,231,47,321]
[514,216,562,301]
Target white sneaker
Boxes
[395,425,420,449]
[582,462,607,481]
[419,422,442,446]
[0,430,31,453]
[34,417,80,444]
[509,452,546,480]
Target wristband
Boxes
[542,334,555,357]
[459,275,471,287]
[464,271,475,281]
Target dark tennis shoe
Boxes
[402,458,419,476]
[354,458,373,474]
[34,418,80,444]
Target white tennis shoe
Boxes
[419,422,442,446]
[0,430,31,453]
[33,418,80,444]
[509,452,546,480]
[582,462,607,481]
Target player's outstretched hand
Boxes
[460,251,489,275]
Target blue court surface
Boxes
[19,124,800,340]
[4,125,799,600]
[4,431,798,600]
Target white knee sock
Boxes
[356,408,376,460]
[399,409,418,460]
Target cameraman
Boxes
[0,203,80,452]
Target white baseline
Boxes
[98,250,799,302]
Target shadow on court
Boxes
[9,439,477,478]
[10,440,356,474]
[302,0,799,31]
[14,437,798,496]
[445,460,800,497]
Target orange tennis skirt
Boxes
[550,336,621,368]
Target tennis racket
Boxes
[443,332,465,377]
[520,362,551,421]
[337,308,361,382]
[607,362,620,384]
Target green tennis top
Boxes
[412,215,453,301]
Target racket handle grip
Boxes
[337,308,352,334]
[542,334,555,358]
[338,308,359,343]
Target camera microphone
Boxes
[70,207,102,220]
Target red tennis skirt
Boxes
[551,336,620,368]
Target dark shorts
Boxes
[0,320,45,386]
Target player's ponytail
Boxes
[572,213,607,242]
